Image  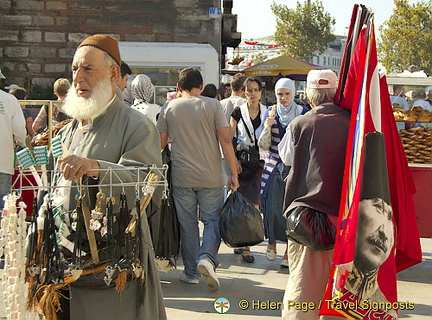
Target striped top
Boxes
[260,113,287,197]
[260,105,308,197]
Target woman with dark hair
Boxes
[201,83,219,99]
[229,77,267,263]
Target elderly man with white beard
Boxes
[39,34,166,320]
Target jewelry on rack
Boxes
[70,208,78,231]
[44,200,63,284]
[101,195,115,237]
[27,196,40,277]
[89,190,106,231]
[9,166,170,318]
[140,172,158,215]
[71,193,84,280]
[100,215,108,237]
[119,191,130,252]
[81,188,100,264]
[125,200,137,238]
[132,190,144,279]
[104,195,115,286]
[104,265,115,286]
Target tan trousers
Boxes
[282,241,346,320]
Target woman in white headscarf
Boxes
[131,74,161,125]
[259,78,308,268]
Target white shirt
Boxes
[132,102,161,125]
[278,123,294,166]
[0,89,26,175]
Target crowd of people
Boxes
[0,33,407,320]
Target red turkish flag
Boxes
[320,5,421,319]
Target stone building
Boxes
[0,0,241,98]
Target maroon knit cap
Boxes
[78,34,121,66]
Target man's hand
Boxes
[228,174,239,191]
[58,155,100,182]
[236,159,242,175]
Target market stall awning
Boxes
[242,55,320,79]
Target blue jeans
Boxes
[0,173,12,210]
[172,186,224,279]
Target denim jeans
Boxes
[0,173,12,210]
[172,185,224,279]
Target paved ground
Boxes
[160,237,432,320]
[1,236,431,319]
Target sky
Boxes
[232,0,421,39]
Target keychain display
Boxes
[89,190,106,232]
[8,163,169,320]
[0,193,34,320]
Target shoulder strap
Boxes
[239,112,256,145]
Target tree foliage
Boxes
[271,0,335,62]
[378,0,432,75]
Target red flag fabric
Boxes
[336,5,421,274]
[320,5,422,318]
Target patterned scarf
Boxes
[131,74,154,105]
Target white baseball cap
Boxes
[307,69,337,89]
[5,84,19,90]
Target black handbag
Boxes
[234,114,260,171]
[285,206,335,251]
[235,143,260,169]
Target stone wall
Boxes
[0,0,221,96]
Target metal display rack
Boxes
[2,165,168,320]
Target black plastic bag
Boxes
[285,206,335,251]
[220,191,264,248]
[154,193,180,267]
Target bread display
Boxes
[392,103,405,121]
[417,110,432,122]
[32,119,73,146]
[393,106,432,123]
[399,127,432,164]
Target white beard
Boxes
[63,75,113,121]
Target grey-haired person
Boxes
[279,69,351,320]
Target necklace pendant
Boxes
[105,265,115,278]
[132,263,143,278]
[103,275,113,286]
[29,264,40,276]
[89,218,101,231]
[100,225,107,237]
